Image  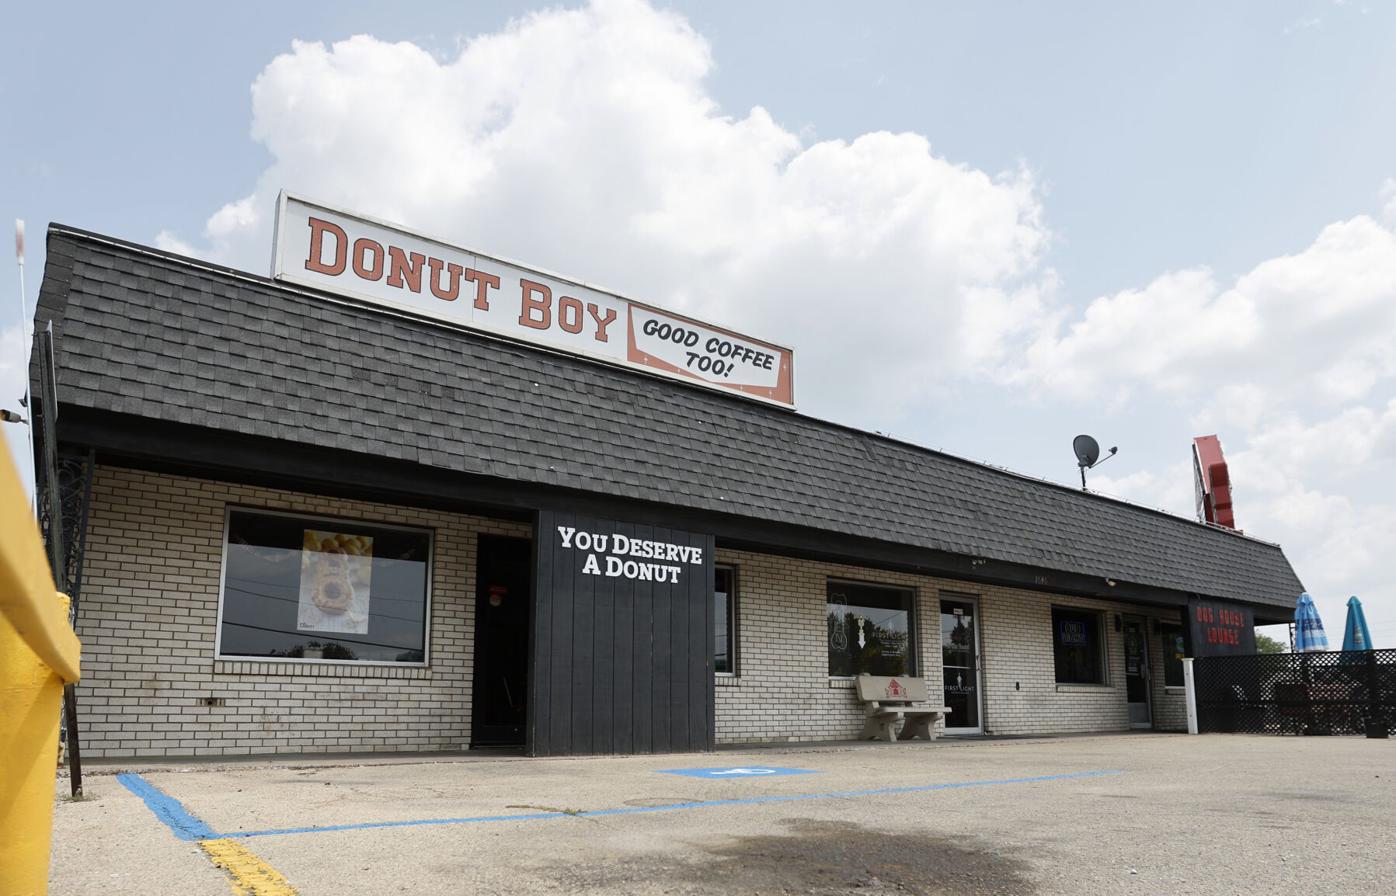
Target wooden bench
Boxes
[855,674,951,742]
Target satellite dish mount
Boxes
[1073,434,1118,491]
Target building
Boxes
[32,198,1303,759]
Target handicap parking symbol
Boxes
[657,766,819,779]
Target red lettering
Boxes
[386,248,426,292]
[519,279,551,330]
[465,268,500,311]
[304,217,347,275]
[558,296,584,334]
[428,257,464,301]
[588,303,618,342]
[352,238,385,281]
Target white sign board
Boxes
[271,193,795,407]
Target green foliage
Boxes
[1255,632,1286,654]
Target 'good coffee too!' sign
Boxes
[271,192,795,407]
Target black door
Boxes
[1123,617,1152,728]
[472,535,532,746]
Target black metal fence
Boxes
[1194,649,1396,736]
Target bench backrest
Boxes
[855,674,929,703]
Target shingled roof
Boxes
[36,225,1303,611]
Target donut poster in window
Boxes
[297,530,373,635]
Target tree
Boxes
[1255,632,1286,654]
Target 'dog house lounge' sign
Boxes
[271,193,796,408]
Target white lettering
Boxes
[557,526,576,548]
[612,533,630,556]
[690,547,703,565]
[575,531,593,551]
[605,556,623,577]
[582,554,601,575]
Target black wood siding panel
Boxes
[528,512,714,756]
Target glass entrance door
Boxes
[940,597,982,734]
[1123,617,1153,729]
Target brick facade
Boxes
[75,466,1187,758]
[75,465,528,758]
[712,548,1189,743]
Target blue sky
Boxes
[5,0,1395,642]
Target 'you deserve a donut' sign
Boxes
[271,193,796,408]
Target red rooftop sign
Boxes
[271,193,796,408]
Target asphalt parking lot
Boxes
[48,733,1393,895]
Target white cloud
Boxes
[1015,186,1396,645]
[1017,214,1396,406]
[162,0,1050,421]
[158,0,1396,645]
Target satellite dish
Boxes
[1073,435,1100,468]
[1073,434,1119,490]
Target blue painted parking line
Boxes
[657,766,819,778]
[118,767,1123,842]
[116,772,216,841]
[223,769,1122,839]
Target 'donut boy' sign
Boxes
[271,193,795,407]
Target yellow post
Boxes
[0,453,81,896]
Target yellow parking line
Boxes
[199,838,298,896]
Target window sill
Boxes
[214,660,432,679]
[1054,683,1114,693]
[828,677,856,689]
[715,675,741,688]
[1164,686,1186,695]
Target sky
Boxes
[4,0,1395,646]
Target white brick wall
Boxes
[712,549,1188,743]
[74,465,1187,758]
[75,465,527,758]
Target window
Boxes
[218,509,432,664]
[1161,624,1185,687]
[1052,607,1106,685]
[827,581,915,677]
[714,566,737,675]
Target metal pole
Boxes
[37,324,82,797]
[13,220,36,512]
[1183,658,1199,734]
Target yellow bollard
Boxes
[0,595,69,896]
[0,452,82,896]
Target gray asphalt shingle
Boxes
[36,225,1303,609]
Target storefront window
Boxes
[218,509,432,664]
[1052,607,1106,684]
[827,581,915,677]
[1161,624,1186,687]
[714,566,737,674]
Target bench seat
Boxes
[854,675,951,742]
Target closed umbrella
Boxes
[1341,596,1373,651]
[1294,592,1329,653]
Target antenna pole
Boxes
[1080,466,1087,491]
[13,219,36,512]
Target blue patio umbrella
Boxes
[1294,592,1329,653]
[1341,596,1373,651]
